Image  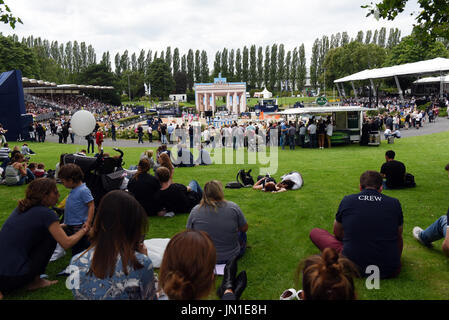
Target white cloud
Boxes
[1,0,419,65]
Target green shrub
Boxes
[439,109,448,117]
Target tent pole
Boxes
[440,72,444,100]
[394,76,404,101]
[351,81,357,99]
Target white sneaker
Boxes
[413,226,432,247]
[280,288,298,300]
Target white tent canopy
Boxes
[276,106,372,115]
[334,58,449,83]
[414,75,449,84]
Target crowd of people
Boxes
[0,128,444,301]
[0,93,448,301]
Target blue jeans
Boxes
[17,168,35,185]
[420,215,447,245]
[188,180,203,199]
[289,135,295,150]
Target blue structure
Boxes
[0,70,27,141]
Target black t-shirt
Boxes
[380,160,406,188]
[127,173,161,216]
[0,206,59,276]
[336,189,403,279]
[317,122,326,134]
[153,183,201,214]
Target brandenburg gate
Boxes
[194,74,247,114]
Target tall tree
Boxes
[137,49,146,73]
[235,48,242,81]
[194,50,201,82]
[242,46,249,84]
[310,39,320,90]
[228,49,235,80]
[186,49,194,90]
[172,47,180,75]
[378,27,387,47]
[269,44,277,90]
[277,44,285,91]
[87,45,96,66]
[72,41,81,73]
[372,29,379,45]
[249,45,257,88]
[213,50,221,78]
[146,58,175,100]
[291,47,298,91]
[285,50,291,92]
[165,46,172,73]
[356,31,364,43]
[131,52,137,71]
[221,48,228,78]
[120,50,130,73]
[145,50,152,75]
[263,46,270,89]
[101,51,111,71]
[200,50,209,82]
[80,42,87,69]
[365,30,373,44]
[114,52,121,76]
[181,54,187,74]
[341,32,350,46]
[257,46,264,88]
[297,44,307,91]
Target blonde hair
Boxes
[144,149,153,158]
[200,180,224,210]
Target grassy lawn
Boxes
[2,131,449,300]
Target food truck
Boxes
[276,106,375,145]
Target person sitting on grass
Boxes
[380,150,406,189]
[186,180,249,264]
[140,149,155,169]
[127,158,161,216]
[153,167,202,216]
[279,247,358,300]
[0,178,89,300]
[153,152,175,182]
[195,144,213,166]
[413,163,449,252]
[21,143,35,156]
[309,170,403,279]
[4,153,35,186]
[69,190,157,300]
[33,163,46,178]
[58,164,95,260]
[158,230,246,300]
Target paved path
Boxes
[43,117,449,148]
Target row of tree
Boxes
[2,27,449,103]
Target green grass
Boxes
[2,132,449,300]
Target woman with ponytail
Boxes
[0,178,89,300]
[127,158,160,216]
[292,247,358,300]
[69,190,157,300]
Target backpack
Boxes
[237,169,254,187]
[404,173,416,188]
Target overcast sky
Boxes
[1,0,420,66]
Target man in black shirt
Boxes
[309,171,404,279]
[380,150,406,189]
[153,167,202,216]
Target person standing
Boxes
[95,129,104,153]
[62,123,69,144]
[137,124,144,144]
[111,123,116,142]
[288,122,296,150]
[307,120,317,148]
[56,122,63,144]
[86,132,95,154]
[160,123,168,145]
[69,125,75,144]
[147,125,152,143]
[317,119,326,149]
[325,120,333,148]
[299,122,306,148]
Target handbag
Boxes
[101,169,126,191]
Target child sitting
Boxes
[34,163,46,178]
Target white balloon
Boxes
[71,110,96,137]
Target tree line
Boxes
[1,26,448,103]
